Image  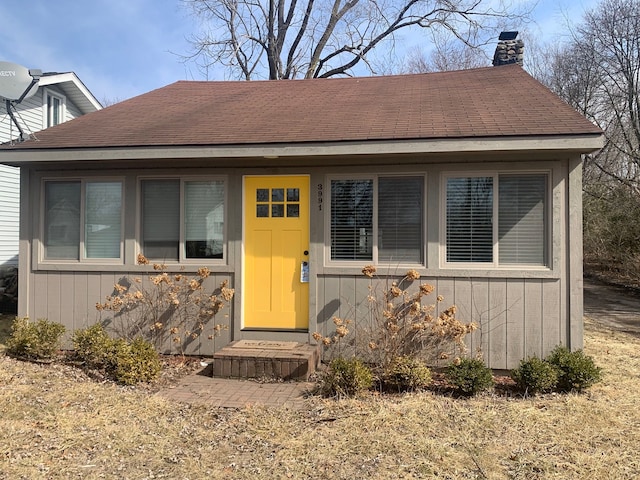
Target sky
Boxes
[0,0,601,105]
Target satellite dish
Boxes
[0,61,41,101]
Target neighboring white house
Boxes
[0,71,102,266]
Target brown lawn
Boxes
[0,314,639,479]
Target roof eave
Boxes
[38,72,102,113]
[0,134,604,165]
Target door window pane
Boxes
[272,204,284,217]
[256,189,269,202]
[85,182,122,258]
[287,204,299,218]
[44,181,81,259]
[257,204,269,217]
[271,188,284,202]
[287,188,299,202]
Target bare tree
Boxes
[402,32,488,73]
[101,97,123,108]
[537,0,640,282]
[181,0,531,80]
[541,0,640,189]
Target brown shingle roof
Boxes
[5,65,601,150]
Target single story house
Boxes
[0,63,602,369]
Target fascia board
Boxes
[0,134,604,165]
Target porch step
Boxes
[212,341,320,381]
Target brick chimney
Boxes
[493,31,524,66]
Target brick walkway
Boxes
[156,367,315,409]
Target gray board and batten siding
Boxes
[18,152,582,369]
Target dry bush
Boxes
[315,266,477,379]
[96,254,233,354]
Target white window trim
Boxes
[136,175,228,264]
[440,170,551,270]
[42,88,66,129]
[39,177,125,264]
[325,174,427,268]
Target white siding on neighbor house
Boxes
[0,95,42,268]
[1,86,84,140]
[65,96,82,122]
[1,92,45,139]
[0,164,19,266]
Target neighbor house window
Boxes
[44,90,65,128]
[444,173,548,266]
[43,180,123,261]
[141,178,225,261]
[330,176,424,264]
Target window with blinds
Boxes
[141,178,226,262]
[498,174,547,265]
[44,181,81,260]
[444,173,548,266]
[330,179,373,261]
[141,179,180,260]
[446,177,493,263]
[184,181,225,259]
[85,182,122,259]
[378,177,423,263]
[330,176,424,264]
[43,180,123,261]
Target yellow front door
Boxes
[243,176,309,329]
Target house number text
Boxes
[317,183,323,211]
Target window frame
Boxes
[440,170,551,270]
[40,177,125,264]
[42,88,66,129]
[325,174,426,267]
[137,176,228,264]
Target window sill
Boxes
[317,264,559,279]
[34,262,233,273]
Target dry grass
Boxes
[1,315,639,479]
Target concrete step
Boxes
[212,341,320,381]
